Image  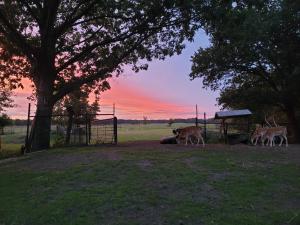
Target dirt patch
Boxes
[182,157,208,173]
[190,183,224,206]
[182,157,197,168]
[209,171,232,182]
[137,160,153,170]
[3,150,122,171]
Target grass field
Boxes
[0,123,220,159]
[0,142,299,225]
[118,123,214,142]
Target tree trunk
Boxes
[31,98,54,151]
[285,104,300,143]
[29,49,57,151]
[30,62,56,151]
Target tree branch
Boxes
[0,9,36,60]
[18,0,42,27]
[253,62,280,93]
[55,17,186,73]
[55,30,136,73]
[54,0,96,39]
[55,25,104,54]
[53,32,152,102]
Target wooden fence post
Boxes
[85,113,88,145]
[195,104,198,127]
[113,116,118,144]
[25,103,31,152]
[204,112,207,141]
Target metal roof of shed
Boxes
[214,109,252,119]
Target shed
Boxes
[214,109,252,119]
[214,109,252,144]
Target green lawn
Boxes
[0,143,299,225]
[118,123,180,142]
[0,123,220,159]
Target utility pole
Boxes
[204,112,207,141]
[195,104,198,127]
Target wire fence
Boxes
[1,102,275,158]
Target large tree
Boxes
[0,0,201,150]
[0,47,22,112]
[190,0,300,141]
[53,88,101,122]
[0,87,13,112]
[0,113,11,135]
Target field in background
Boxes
[118,123,220,142]
[0,123,220,159]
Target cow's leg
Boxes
[262,137,266,146]
[255,136,259,145]
[190,136,195,145]
[279,136,283,146]
[270,137,274,147]
[195,136,200,146]
[266,137,272,146]
[284,135,288,147]
[262,136,267,146]
[200,135,205,147]
[176,136,180,144]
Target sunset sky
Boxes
[7,30,220,120]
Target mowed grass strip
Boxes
[0,144,299,225]
[0,123,219,159]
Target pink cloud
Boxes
[7,78,204,120]
[100,80,197,119]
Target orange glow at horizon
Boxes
[99,80,205,119]
[3,30,219,120]
[8,78,206,120]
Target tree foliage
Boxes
[168,118,175,126]
[190,0,300,140]
[1,0,200,103]
[0,0,202,149]
[0,113,12,135]
[53,89,100,124]
[0,87,13,112]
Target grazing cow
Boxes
[262,126,288,147]
[251,127,269,145]
[174,126,205,147]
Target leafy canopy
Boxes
[190,0,300,112]
[0,113,12,128]
[0,86,13,112]
[0,0,201,104]
[53,89,100,124]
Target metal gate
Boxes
[25,105,118,151]
[89,116,118,145]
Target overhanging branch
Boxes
[0,9,36,60]
[53,32,152,103]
